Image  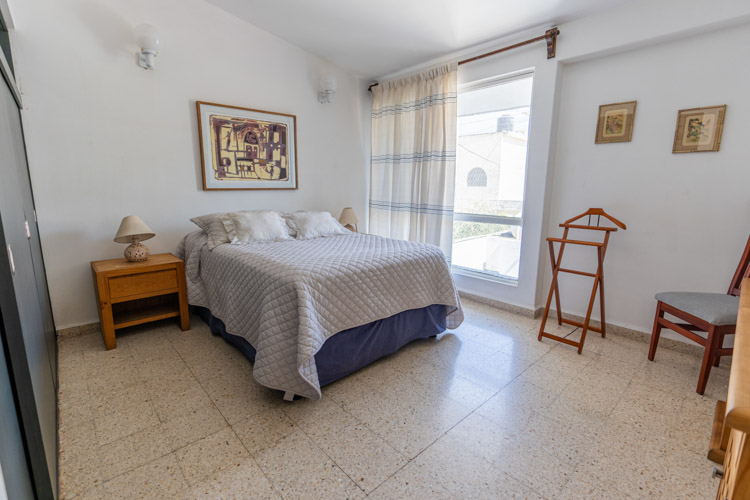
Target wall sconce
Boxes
[318,74,337,103]
[135,24,161,70]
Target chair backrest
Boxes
[728,234,750,296]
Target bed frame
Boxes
[194,304,447,399]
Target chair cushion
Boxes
[655,292,740,326]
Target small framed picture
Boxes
[672,105,726,153]
[595,101,636,144]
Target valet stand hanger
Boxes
[538,208,626,354]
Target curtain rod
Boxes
[367,27,559,92]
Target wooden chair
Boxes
[649,234,750,395]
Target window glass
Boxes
[452,74,533,281]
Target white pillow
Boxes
[222,211,291,244]
[289,211,350,240]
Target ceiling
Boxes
[205,0,626,79]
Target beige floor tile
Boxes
[418,435,543,499]
[151,382,213,423]
[429,373,498,408]
[161,401,229,450]
[368,459,454,500]
[524,412,604,466]
[514,361,576,395]
[175,427,250,486]
[71,484,105,500]
[255,431,364,499]
[289,398,407,493]
[89,383,152,420]
[94,399,160,445]
[490,433,575,498]
[58,384,94,430]
[557,470,629,499]
[59,447,104,499]
[82,348,134,375]
[440,412,517,465]
[475,379,558,432]
[58,349,87,385]
[344,387,472,457]
[138,355,195,381]
[102,453,186,499]
[59,419,97,464]
[86,363,145,395]
[96,423,172,481]
[59,332,103,353]
[232,406,297,456]
[203,375,281,424]
[177,459,278,499]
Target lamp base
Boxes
[124,242,150,262]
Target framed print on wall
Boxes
[196,101,298,190]
[672,105,726,153]
[595,101,637,144]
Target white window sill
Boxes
[451,266,519,287]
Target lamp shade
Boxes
[339,207,358,226]
[134,24,161,51]
[319,74,338,92]
[114,215,155,243]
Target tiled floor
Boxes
[57,299,728,499]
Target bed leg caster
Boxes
[283,391,295,401]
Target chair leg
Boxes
[713,332,726,367]
[648,303,664,361]
[697,326,721,395]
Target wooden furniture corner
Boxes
[91,253,189,349]
[714,277,750,499]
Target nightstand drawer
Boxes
[109,269,178,299]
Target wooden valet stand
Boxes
[538,208,626,354]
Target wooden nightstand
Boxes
[91,253,189,349]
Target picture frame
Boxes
[196,101,298,190]
[595,100,637,144]
[672,105,726,153]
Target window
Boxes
[451,72,533,282]
[0,15,12,77]
[466,167,487,187]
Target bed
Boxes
[177,230,463,399]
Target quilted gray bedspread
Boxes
[176,231,463,399]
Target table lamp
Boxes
[339,207,358,232]
[114,215,155,262]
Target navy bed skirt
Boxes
[194,304,447,388]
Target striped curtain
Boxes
[369,63,458,260]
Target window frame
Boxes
[0,10,21,108]
[451,70,534,283]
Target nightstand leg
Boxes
[177,262,190,331]
[102,325,116,350]
[94,271,117,350]
[100,302,116,350]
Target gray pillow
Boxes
[190,212,233,250]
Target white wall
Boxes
[546,22,750,333]
[9,0,371,328]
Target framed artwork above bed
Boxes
[196,101,298,190]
